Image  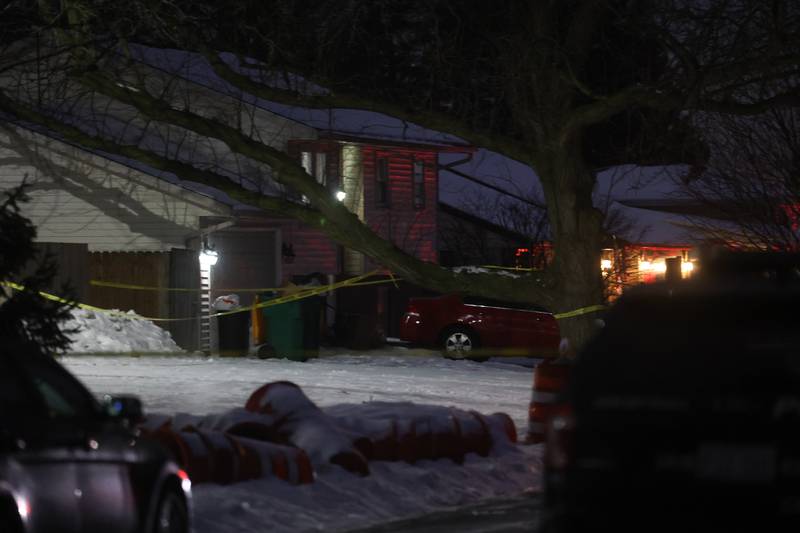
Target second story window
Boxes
[301,151,327,187]
[412,159,425,209]
[376,157,390,207]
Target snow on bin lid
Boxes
[213,294,240,311]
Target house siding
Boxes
[0,127,231,252]
[362,146,438,264]
[252,217,339,284]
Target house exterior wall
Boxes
[207,229,280,306]
[273,140,442,279]
[361,145,439,264]
[0,127,231,252]
[249,217,339,285]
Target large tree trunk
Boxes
[540,145,605,353]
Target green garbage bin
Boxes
[262,295,305,361]
[260,292,323,361]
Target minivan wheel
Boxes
[152,489,188,533]
[441,327,486,361]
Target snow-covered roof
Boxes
[3,119,232,215]
[126,44,472,149]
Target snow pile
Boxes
[452,265,522,278]
[63,308,183,354]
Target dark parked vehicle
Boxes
[543,253,800,533]
[399,294,560,360]
[1,342,191,533]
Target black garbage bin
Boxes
[217,309,249,356]
[300,296,322,358]
[337,312,381,350]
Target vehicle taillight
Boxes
[544,404,574,470]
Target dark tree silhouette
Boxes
[678,109,800,250]
[0,184,75,354]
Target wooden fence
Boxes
[88,251,170,320]
[87,250,200,351]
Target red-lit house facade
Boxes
[276,134,474,283]
[437,201,698,302]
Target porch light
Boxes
[601,259,612,270]
[336,190,347,201]
[199,248,219,267]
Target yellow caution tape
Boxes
[2,280,160,319]
[2,271,386,323]
[553,304,606,320]
[9,272,605,324]
[90,280,290,292]
[89,273,400,293]
[90,265,538,293]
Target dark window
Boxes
[376,157,390,206]
[24,357,98,419]
[1,353,98,423]
[463,296,548,313]
[463,296,507,308]
[0,356,41,421]
[439,250,455,267]
[413,159,425,209]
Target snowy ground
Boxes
[62,349,543,533]
[62,348,537,431]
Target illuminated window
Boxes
[300,151,327,186]
[412,159,425,209]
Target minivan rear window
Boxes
[463,297,548,313]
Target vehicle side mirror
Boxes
[103,394,144,424]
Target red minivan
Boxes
[399,294,560,360]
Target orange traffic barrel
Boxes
[412,418,433,461]
[369,419,399,461]
[487,412,518,444]
[227,436,264,481]
[191,429,240,485]
[395,419,418,463]
[430,415,464,463]
[151,430,214,484]
[251,294,265,345]
[286,447,315,484]
[462,411,492,457]
[525,358,572,444]
[232,436,314,485]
